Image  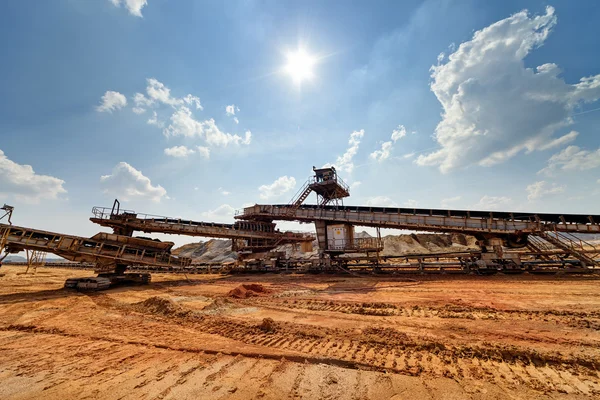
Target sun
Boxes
[284,48,316,84]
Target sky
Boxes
[1,0,600,247]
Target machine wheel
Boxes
[64,277,112,291]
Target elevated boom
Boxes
[236,204,600,235]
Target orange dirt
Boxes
[1,265,600,399]
[227,283,272,298]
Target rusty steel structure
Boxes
[0,222,191,289]
[90,199,314,255]
[233,167,600,271]
[3,166,600,280]
[86,167,600,273]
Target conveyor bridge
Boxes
[90,205,314,253]
[0,223,191,274]
[236,204,600,235]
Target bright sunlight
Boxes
[284,48,316,84]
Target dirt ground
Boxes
[1,266,600,399]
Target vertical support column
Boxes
[315,220,328,270]
[314,221,328,252]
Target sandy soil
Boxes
[1,266,600,399]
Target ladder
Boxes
[284,181,312,217]
[526,235,552,261]
[535,230,598,267]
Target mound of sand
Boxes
[258,317,276,332]
[228,284,272,299]
[172,232,479,262]
[136,296,189,316]
[202,297,233,311]
[172,239,237,263]
[381,233,478,256]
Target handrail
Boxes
[92,205,313,240]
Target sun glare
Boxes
[285,48,316,84]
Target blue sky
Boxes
[1,0,600,245]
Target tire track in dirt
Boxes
[247,298,600,329]
[5,320,598,397]
[175,314,600,395]
[8,294,600,396]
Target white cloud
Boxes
[391,125,407,142]
[163,145,210,159]
[164,146,196,158]
[203,119,250,147]
[147,111,164,128]
[416,7,600,173]
[403,152,415,159]
[110,0,148,18]
[370,141,393,162]
[163,108,251,147]
[132,79,203,111]
[164,106,203,137]
[100,162,167,202]
[0,149,66,203]
[526,181,565,201]
[183,94,203,110]
[133,92,153,107]
[440,196,462,208]
[96,91,127,113]
[226,105,240,124]
[146,78,182,107]
[539,145,600,175]
[114,78,249,155]
[202,204,235,217]
[370,125,407,162]
[538,130,579,151]
[200,204,237,223]
[403,199,418,208]
[196,146,210,159]
[132,92,154,114]
[350,181,362,189]
[336,130,364,173]
[243,130,252,145]
[473,195,512,211]
[218,187,231,196]
[225,105,236,116]
[366,196,398,207]
[259,176,296,200]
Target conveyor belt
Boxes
[90,207,313,244]
[0,223,191,273]
[236,204,600,235]
[282,204,600,225]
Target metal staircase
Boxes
[526,235,553,261]
[535,230,598,267]
[283,167,351,218]
[285,181,313,217]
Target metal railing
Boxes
[92,206,136,219]
[309,174,350,193]
[327,237,383,251]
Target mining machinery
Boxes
[4,166,599,279]
[234,167,600,272]
[90,199,315,265]
[85,167,600,273]
[0,207,191,290]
